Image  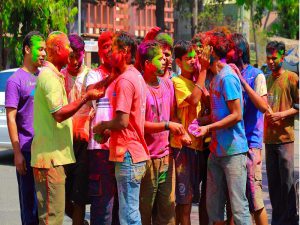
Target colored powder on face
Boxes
[151,52,164,74]
[30,35,44,62]
[187,49,196,58]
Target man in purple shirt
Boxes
[5,31,46,225]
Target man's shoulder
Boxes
[244,65,264,77]
[7,68,27,83]
[285,70,298,80]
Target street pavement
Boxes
[0,128,298,225]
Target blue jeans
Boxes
[16,151,38,225]
[266,142,298,225]
[206,153,251,225]
[115,151,146,225]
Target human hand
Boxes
[180,132,192,146]
[265,111,283,125]
[144,26,161,41]
[195,125,210,138]
[169,122,185,135]
[85,89,104,101]
[14,152,26,175]
[93,121,105,134]
[197,45,211,70]
[94,129,111,144]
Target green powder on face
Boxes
[30,35,44,62]
[187,49,196,58]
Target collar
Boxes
[43,61,64,79]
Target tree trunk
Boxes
[0,19,3,70]
[250,3,258,65]
[155,0,165,30]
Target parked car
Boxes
[0,68,18,149]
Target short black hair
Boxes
[174,40,193,59]
[230,33,250,64]
[22,31,44,56]
[114,31,137,64]
[266,41,285,56]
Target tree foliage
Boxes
[236,0,299,39]
[0,0,78,67]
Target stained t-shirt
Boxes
[86,66,116,150]
[264,70,299,144]
[5,68,38,152]
[209,65,248,157]
[61,66,91,141]
[145,78,174,158]
[109,66,150,163]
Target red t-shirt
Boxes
[109,65,150,163]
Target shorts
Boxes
[246,148,264,212]
[65,140,89,205]
[172,146,203,205]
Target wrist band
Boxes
[195,83,204,91]
[165,121,170,130]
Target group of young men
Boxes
[5,26,298,225]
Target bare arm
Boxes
[196,98,242,137]
[265,108,299,124]
[93,111,129,134]
[6,108,26,175]
[144,121,185,135]
[239,78,269,113]
[52,89,103,123]
[184,68,207,106]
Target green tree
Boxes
[236,0,299,39]
[0,0,77,68]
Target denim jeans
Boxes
[115,151,146,225]
[266,142,298,225]
[206,153,251,225]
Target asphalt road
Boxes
[0,128,298,225]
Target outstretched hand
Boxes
[144,27,161,41]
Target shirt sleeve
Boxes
[86,70,101,87]
[254,73,267,96]
[5,79,20,109]
[172,77,191,108]
[115,78,135,114]
[289,72,299,105]
[39,71,64,113]
[221,74,242,101]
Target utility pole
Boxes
[193,0,198,35]
[78,0,81,35]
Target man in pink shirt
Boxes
[93,31,149,225]
[137,40,187,225]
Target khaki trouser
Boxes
[33,165,66,225]
[140,154,176,225]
